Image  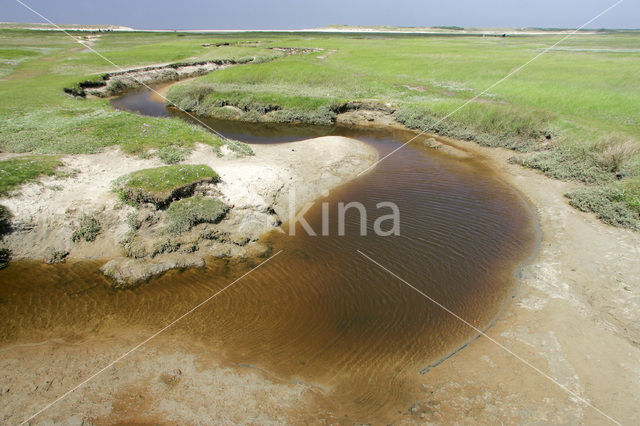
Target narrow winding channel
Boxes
[0,86,539,419]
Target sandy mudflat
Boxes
[402,137,640,424]
[1,131,638,423]
[1,136,377,283]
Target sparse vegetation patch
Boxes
[0,155,62,196]
[71,214,102,242]
[0,204,12,235]
[164,195,229,235]
[565,186,640,230]
[157,146,190,164]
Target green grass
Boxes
[0,155,63,195]
[164,195,229,235]
[0,32,281,143]
[0,29,279,192]
[115,164,219,206]
[1,28,639,228]
[157,146,190,164]
[165,31,640,229]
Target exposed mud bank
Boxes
[174,97,472,159]
[1,138,377,286]
[65,60,240,98]
[407,140,640,425]
[64,47,320,98]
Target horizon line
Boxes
[2,22,640,33]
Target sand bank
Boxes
[1,136,377,285]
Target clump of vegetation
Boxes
[167,84,339,126]
[395,104,551,152]
[0,204,12,235]
[151,238,181,257]
[71,214,102,242]
[565,186,640,230]
[0,247,10,269]
[516,136,640,186]
[593,138,638,175]
[115,164,219,207]
[63,74,106,97]
[123,238,148,259]
[166,83,216,115]
[164,195,229,235]
[105,78,140,96]
[0,155,62,196]
[515,149,612,184]
[126,212,142,230]
[43,247,69,264]
[269,106,337,126]
[224,139,254,156]
[119,229,136,248]
[157,146,190,164]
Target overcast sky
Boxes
[2,0,637,30]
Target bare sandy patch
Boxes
[0,334,329,425]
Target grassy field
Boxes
[0,28,638,228]
[167,31,640,228]
[0,29,278,194]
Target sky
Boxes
[2,0,637,30]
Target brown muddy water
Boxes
[0,88,539,420]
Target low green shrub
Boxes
[71,214,102,242]
[105,78,137,96]
[123,239,147,259]
[224,140,254,156]
[166,83,216,115]
[269,106,337,126]
[565,186,640,230]
[592,137,639,174]
[517,149,612,184]
[151,238,181,257]
[165,195,229,235]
